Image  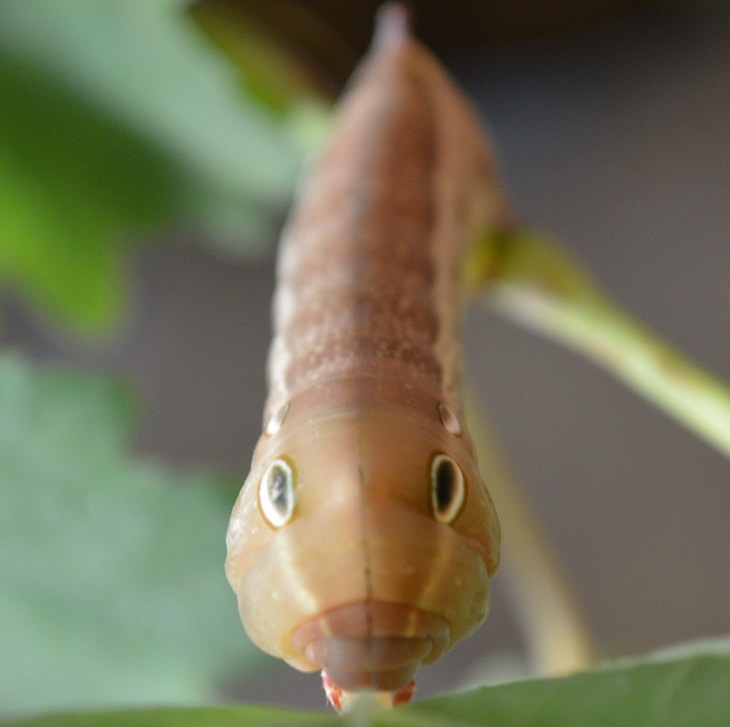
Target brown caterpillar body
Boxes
[226,5,507,701]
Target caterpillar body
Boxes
[225,4,508,708]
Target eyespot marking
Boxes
[430,453,465,524]
[259,458,296,527]
[437,402,462,436]
[265,402,290,436]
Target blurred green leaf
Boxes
[190,1,335,115]
[7,639,730,726]
[0,0,327,330]
[0,353,261,715]
[6,705,339,727]
[0,53,177,331]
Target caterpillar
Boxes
[225,3,508,709]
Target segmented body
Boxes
[226,5,507,705]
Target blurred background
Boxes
[0,0,728,716]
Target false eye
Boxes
[430,454,465,524]
[259,458,296,528]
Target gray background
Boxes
[3,5,728,710]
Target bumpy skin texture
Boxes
[226,8,508,694]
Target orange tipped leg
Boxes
[391,679,417,706]
[321,671,416,713]
[322,672,345,712]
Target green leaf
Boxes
[189,0,337,116]
[374,641,730,727]
[7,640,730,726]
[6,705,339,727]
[0,52,177,331]
[0,0,322,330]
[0,354,261,715]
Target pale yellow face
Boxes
[225,393,500,690]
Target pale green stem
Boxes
[465,230,730,459]
[464,386,597,676]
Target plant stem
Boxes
[464,387,597,675]
[465,230,730,459]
